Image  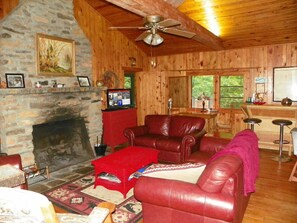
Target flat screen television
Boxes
[106,88,133,110]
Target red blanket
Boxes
[208,129,259,196]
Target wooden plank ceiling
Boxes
[1,0,296,56]
[87,0,297,56]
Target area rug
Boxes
[44,172,142,223]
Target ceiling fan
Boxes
[109,15,196,46]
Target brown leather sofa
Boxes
[124,114,206,163]
[134,130,259,223]
[0,154,28,190]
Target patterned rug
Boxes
[44,172,142,223]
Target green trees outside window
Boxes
[192,74,244,109]
[124,73,135,107]
[192,76,214,99]
[124,75,132,89]
[220,76,244,108]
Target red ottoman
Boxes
[91,146,159,198]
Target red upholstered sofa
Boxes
[134,130,259,223]
[124,114,206,163]
[186,135,231,165]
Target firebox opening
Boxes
[32,118,95,173]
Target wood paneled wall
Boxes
[155,44,297,103]
[73,0,149,87]
[135,71,166,124]
[0,0,19,19]
[73,0,297,133]
[136,43,297,133]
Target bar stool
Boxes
[272,119,292,162]
[243,118,262,131]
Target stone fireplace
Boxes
[0,87,105,169]
[0,0,105,171]
[32,118,94,172]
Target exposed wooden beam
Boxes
[104,0,224,50]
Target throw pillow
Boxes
[142,163,206,184]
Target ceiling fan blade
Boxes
[135,30,151,41]
[162,28,196,38]
[158,19,181,28]
[109,26,148,30]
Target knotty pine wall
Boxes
[0,0,19,19]
[137,43,297,133]
[73,0,149,88]
[73,0,297,134]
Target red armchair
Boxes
[134,130,259,223]
[124,115,206,163]
[186,135,231,165]
[0,154,28,190]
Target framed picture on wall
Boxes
[36,33,75,76]
[5,73,25,88]
[273,67,297,101]
[77,76,91,87]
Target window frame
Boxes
[218,74,245,109]
[124,72,136,107]
[189,71,248,110]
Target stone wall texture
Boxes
[0,0,92,87]
[0,0,103,167]
[0,88,104,167]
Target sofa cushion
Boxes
[169,116,205,137]
[155,137,181,152]
[134,135,161,148]
[142,163,206,183]
[145,115,170,136]
[200,136,231,153]
[185,151,215,165]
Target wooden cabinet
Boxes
[241,104,297,155]
[102,108,137,150]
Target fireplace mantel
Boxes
[0,86,107,95]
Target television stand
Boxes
[104,107,129,112]
[102,108,137,152]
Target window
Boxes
[192,75,214,99]
[191,73,244,109]
[220,76,244,108]
[124,73,135,107]
[192,75,214,108]
[124,74,132,89]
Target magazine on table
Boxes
[98,172,121,183]
[128,164,153,180]
[98,163,153,183]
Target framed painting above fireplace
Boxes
[5,73,25,88]
[36,33,75,76]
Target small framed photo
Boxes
[77,76,91,87]
[5,73,25,88]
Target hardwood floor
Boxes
[54,149,297,223]
[243,149,297,223]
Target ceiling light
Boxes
[143,33,164,46]
[202,0,220,36]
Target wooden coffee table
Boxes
[91,146,159,198]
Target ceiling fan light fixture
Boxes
[143,33,164,46]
